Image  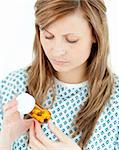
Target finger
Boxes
[34,120,53,146]
[4,105,18,118]
[3,98,17,112]
[28,143,40,150]
[29,121,45,149]
[22,119,34,129]
[48,120,70,143]
[29,142,45,150]
[3,111,21,124]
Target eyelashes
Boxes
[44,36,78,44]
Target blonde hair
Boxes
[26,0,114,148]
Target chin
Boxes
[52,65,71,72]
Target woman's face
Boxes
[40,9,95,73]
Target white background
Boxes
[0,0,119,80]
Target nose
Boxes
[52,39,67,57]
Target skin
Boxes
[40,9,95,84]
[29,9,95,150]
[0,8,95,150]
[0,99,33,149]
[29,120,81,150]
[0,100,81,150]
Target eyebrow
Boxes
[43,28,80,37]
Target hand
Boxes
[1,98,33,145]
[29,120,81,150]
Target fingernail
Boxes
[34,119,38,124]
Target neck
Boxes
[55,62,88,84]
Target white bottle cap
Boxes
[16,93,35,116]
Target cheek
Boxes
[72,44,92,63]
[80,50,91,61]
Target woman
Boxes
[0,0,119,149]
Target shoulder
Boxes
[0,68,29,144]
[111,73,119,104]
[100,73,119,123]
[92,73,119,146]
[106,73,119,118]
[0,68,28,105]
[113,73,119,86]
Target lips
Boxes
[51,59,69,65]
[53,59,67,63]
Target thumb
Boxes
[23,118,34,128]
[48,120,70,143]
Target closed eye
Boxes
[45,36,78,44]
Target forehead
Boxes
[43,9,90,35]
